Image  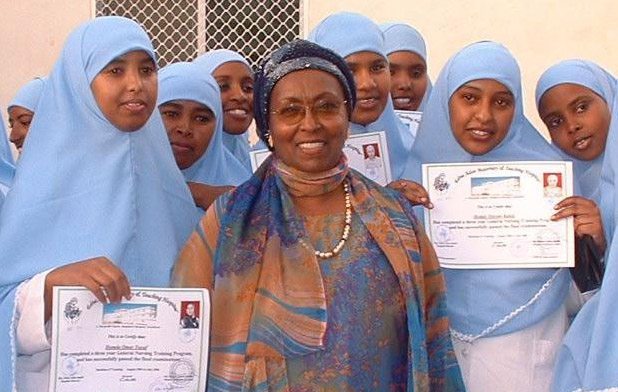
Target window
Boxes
[95,0,302,68]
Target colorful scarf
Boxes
[174,155,463,391]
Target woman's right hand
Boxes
[44,257,130,322]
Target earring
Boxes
[266,132,273,149]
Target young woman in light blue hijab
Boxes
[0,16,196,391]
[536,60,615,257]
[551,86,618,392]
[159,61,251,213]
[0,112,15,199]
[407,41,572,391]
[7,77,46,153]
[193,49,265,170]
[380,22,432,113]
[308,12,413,181]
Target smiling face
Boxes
[345,51,390,125]
[388,50,429,111]
[186,303,195,316]
[90,50,158,132]
[449,79,515,155]
[547,174,559,187]
[160,99,217,169]
[538,83,610,161]
[212,61,254,135]
[269,69,349,173]
[8,105,34,152]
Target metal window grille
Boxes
[94,0,302,68]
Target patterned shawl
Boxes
[173,156,464,391]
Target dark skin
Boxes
[552,196,606,253]
[188,182,234,210]
[44,257,131,322]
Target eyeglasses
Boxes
[271,99,347,125]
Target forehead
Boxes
[8,106,34,119]
[539,83,603,112]
[213,61,253,78]
[345,51,386,65]
[388,51,426,66]
[456,78,511,94]
[108,50,155,66]
[271,69,344,100]
[161,99,214,113]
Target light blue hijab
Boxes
[193,49,265,170]
[158,61,251,187]
[8,76,46,113]
[0,16,197,390]
[406,41,571,338]
[308,12,411,180]
[380,22,433,111]
[535,60,616,204]
[552,88,618,391]
[0,113,15,197]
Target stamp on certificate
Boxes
[61,356,81,376]
[509,239,530,258]
[178,327,197,343]
[434,225,452,243]
[63,297,82,329]
[169,358,196,386]
[432,173,450,194]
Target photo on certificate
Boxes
[342,131,392,186]
[394,109,422,139]
[422,161,575,269]
[49,287,210,392]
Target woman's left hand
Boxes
[388,180,433,208]
[552,196,606,253]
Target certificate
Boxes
[422,161,574,269]
[49,287,210,392]
[249,131,392,186]
[394,110,422,139]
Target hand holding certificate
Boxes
[422,161,574,269]
[49,287,209,392]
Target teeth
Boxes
[574,137,590,150]
[471,130,490,137]
[227,109,247,115]
[359,98,376,104]
[299,142,324,149]
[394,98,411,104]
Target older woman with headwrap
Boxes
[172,39,463,391]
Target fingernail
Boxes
[428,203,434,209]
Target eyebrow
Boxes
[460,83,513,96]
[274,91,342,103]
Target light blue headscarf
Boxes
[380,22,433,111]
[158,61,251,187]
[0,113,15,196]
[406,41,571,338]
[193,49,265,170]
[308,12,412,180]
[8,76,47,113]
[552,88,618,391]
[535,60,616,205]
[0,16,197,390]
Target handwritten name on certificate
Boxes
[250,131,392,186]
[422,161,574,269]
[49,287,209,392]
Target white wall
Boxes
[1,0,91,154]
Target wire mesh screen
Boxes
[95,0,301,68]
[204,0,301,68]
